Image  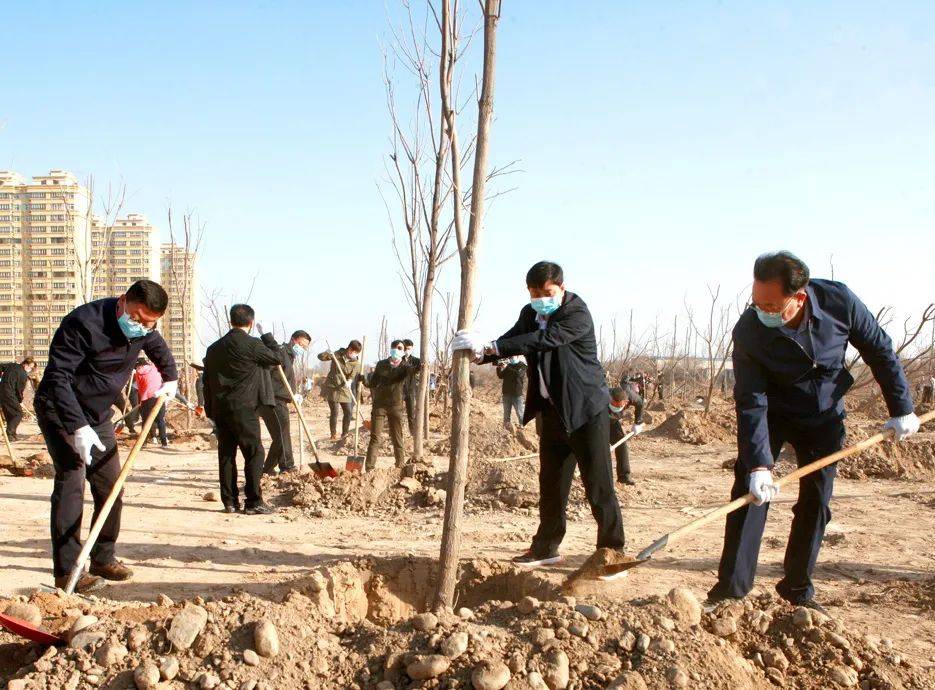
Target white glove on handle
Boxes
[71,425,105,466]
[451,330,486,361]
[883,413,920,442]
[748,468,780,506]
[631,423,645,435]
[293,394,304,406]
[155,380,179,399]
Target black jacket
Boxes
[34,298,178,433]
[610,383,644,424]
[402,355,422,397]
[497,362,527,398]
[261,334,297,403]
[0,362,29,415]
[490,291,608,432]
[366,358,413,409]
[203,329,281,419]
[733,278,914,470]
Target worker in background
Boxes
[203,304,282,515]
[34,280,178,593]
[363,339,415,471]
[259,329,309,475]
[497,355,527,431]
[452,261,625,571]
[318,340,362,440]
[133,358,170,447]
[608,384,645,485]
[708,251,920,613]
[1,356,37,440]
[401,338,421,435]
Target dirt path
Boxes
[1,413,933,670]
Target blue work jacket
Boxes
[733,279,913,471]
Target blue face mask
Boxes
[389,348,403,361]
[754,307,786,328]
[292,344,306,357]
[118,312,149,340]
[530,293,563,317]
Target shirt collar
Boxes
[804,284,823,321]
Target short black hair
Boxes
[135,357,148,368]
[348,339,363,352]
[390,339,404,349]
[526,261,563,289]
[21,356,36,366]
[609,386,626,402]
[402,339,414,347]
[291,330,311,342]
[125,279,169,314]
[753,251,810,295]
[229,303,255,328]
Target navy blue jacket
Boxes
[733,279,914,471]
[35,298,178,433]
[490,291,609,432]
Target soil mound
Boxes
[0,450,54,478]
[839,424,935,480]
[648,408,735,445]
[2,558,929,690]
[465,456,586,511]
[431,405,538,460]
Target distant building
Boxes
[92,213,158,299]
[160,243,198,365]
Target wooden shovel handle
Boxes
[65,395,167,594]
[276,366,321,464]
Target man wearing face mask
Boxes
[608,384,645,486]
[708,251,919,613]
[0,356,38,440]
[259,329,310,474]
[452,261,625,569]
[496,355,527,430]
[317,340,363,440]
[34,280,178,593]
[401,339,422,435]
[363,339,414,470]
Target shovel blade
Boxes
[345,456,364,473]
[594,557,648,580]
[314,462,338,479]
[0,613,64,646]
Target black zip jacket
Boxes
[0,362,29,415]
[260,333,297,403]
[34,298,178,433]
[203,329,282,419]
[497,362,527,398]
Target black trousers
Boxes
[327,400,352,437]
[531,406,625,556]
[40,417,121,578]
[608,418,631,480]
[2,406,22,439]
[125,389,140,432]
[140,397,167,445]
[215,407,265,508]
[259,401,294,472]
[404,391,416,435]
[710,415,844,604]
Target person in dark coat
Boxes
[0,357,37,440]
[496,356,527,430]
[607,384,645,485]
[452,261,625,570]
[401,338,422,435]
[203,304,282,515]
[259,329,309,474]
[708,252,919,612]
[34,280,178,593]
[364,340,415,471]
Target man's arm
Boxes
[251,338,285,367]
[846,287,914,417]
[733,334,774,471]
[495,308,591,357]
[43,318,93,433]
[629,390,645,424]
[142,333,179,383]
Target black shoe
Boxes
[512,550,564,568]
[244,502,276,515]
[703,592,744,613]
[279,467,296,474]
[800,599,831,619]
[617,475,636,486]
[222,504,241,514]
[160,441,169,448]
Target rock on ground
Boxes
[254,619,280,657]
[3,602,42,627]
[471,660,511,690]
[167,604,208,650]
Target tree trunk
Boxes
[435,0,501,610]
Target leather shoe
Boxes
[89,560,133,581]
[54,573,106,593]
[244,502,276,515]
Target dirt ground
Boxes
[1,395,933,688]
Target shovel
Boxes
[593,410,935,581]
[0,413,16,466]
[0,612,64,646]
[63,395,168,594]
[276,366,337,479]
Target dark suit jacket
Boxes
[260,333,296,403]
[0,362,29,416]
[203,329,281,419]
[489,291,608,432]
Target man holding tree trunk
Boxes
[452,261,625,568]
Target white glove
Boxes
[71,425,106,466]
[631,423,645,435]
[155,380,179,399]
[883,413,920,442]
[748,469,780,506]
[451,330,486,360]
[293,394,304,406]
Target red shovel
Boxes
[0,613,64,646]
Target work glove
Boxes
[155,380,179,399]
[451,330,487,361]
[748,468,780,506]
[71,425,106,466]
[293,394,304,406]
[883,413,920,442]
[631,423,645,435]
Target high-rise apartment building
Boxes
[160,243,198,365]
[92,213,157,299]
[0,170,91,366]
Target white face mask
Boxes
[404,349,413,356]
[609,403,625,413]
[348,352,359,361]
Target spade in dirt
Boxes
[275,365,337,478]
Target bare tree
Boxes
[69,175,128,303]
[435,0,501,609]
[686,284,734,414]
[165,205,205,402]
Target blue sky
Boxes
[2,1,933,358]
